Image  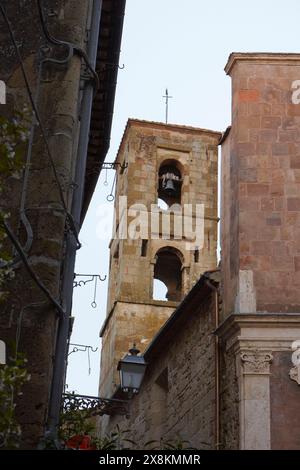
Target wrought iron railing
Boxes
[62,393,128,417]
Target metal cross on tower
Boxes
[163,88,173,124]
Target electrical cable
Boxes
[16,301,47,355]
[0,3,81,249]
[2,221,65,317]
[36,0,99,92]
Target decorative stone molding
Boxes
[215,313,300,354]
[240,350,273,375]
[289,340,300,385]
[289,366,300,385]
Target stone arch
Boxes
[153,246,183,301]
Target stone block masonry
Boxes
[105,283,218,450]
[221,53,300,317]
[219,53,300,450]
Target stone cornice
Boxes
[225,52,300,75]
[100,299,177,337]
[115,119,221,164]
[215,313,300,352]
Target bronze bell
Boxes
[164,178,176,194]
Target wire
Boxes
[16,301,47,355]
[36,0,99,92]
[0,3,81,249]
[2,221,65,317]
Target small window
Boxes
[141,239,148,257]
[120,159,127,174]
[156,367,169,392]
[113,244,119,259]
[194,248,199,263]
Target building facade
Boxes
[99,53,300,450]
[219,52,300,449]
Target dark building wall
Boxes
[219,345,239,449]
[0,0,90,448]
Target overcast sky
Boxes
[66,0,300,396]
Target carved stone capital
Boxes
[240,350,273,374]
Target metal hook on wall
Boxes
[68,343,98,376]
[106,171,116,202]
[103,168,108,186]
[68,343,98,356]
[91,275,98,308]
[103,62,125,70]
[73,273,107,308]
[101,162,128,170]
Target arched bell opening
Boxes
[157,160,182,208]
[153,279,168,301]
[153,247,183,302]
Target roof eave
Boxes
[81,0,126,224]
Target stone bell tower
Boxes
[99,119,221,397]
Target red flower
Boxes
[65,434,96,450]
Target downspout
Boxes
[205,278,220,450]
[46,0,103,442]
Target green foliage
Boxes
[0,109,30,448]
[59,396,193,450]
[92,425,136,450]
[59,404,194,451]
[59,405,136,450]
[59,407,96,444]
[0,353,30,449]
[0,109,29,290]
[0,110,29,174]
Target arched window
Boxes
[153,247,183,302]
[158,160,182,208]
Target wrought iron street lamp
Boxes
[118,344,147,396]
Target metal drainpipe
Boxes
[205,278,220,450]
[46,0,103,441]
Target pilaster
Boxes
[216,313,300,449]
